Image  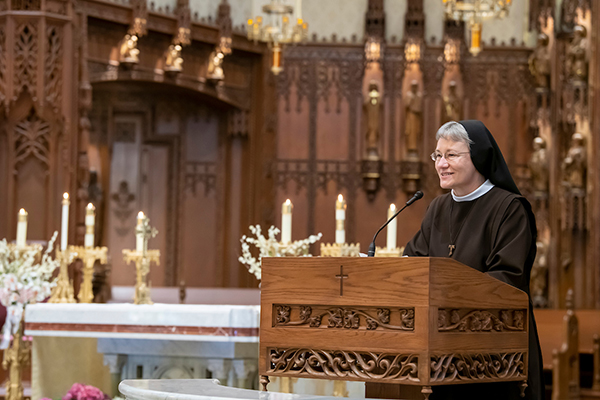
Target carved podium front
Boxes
[259,257,529,399]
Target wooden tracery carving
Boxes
[430,352,526,382]
[11,0,40,10]
[437,309,526,332]
[14,23,38,99]
[268,348,419,381]
[274,305,414,331]
[45,25,62,109]
[185,162,216,196]
[14,108,51,169]
[0,27,6,104]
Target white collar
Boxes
[452,179,495,202]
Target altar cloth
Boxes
[25,303,260,342]
[119,379,368,400]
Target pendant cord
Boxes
[448,199,478,256]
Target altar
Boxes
[25,301,260,400]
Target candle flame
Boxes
[138,211,145,218]
[19,208,27,215]
[390,203,396,211]
[63,192,69,200]
[285,199,291,205]
[338,194,344,202]
[87,203,95,210]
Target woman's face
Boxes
[434,137,485,196]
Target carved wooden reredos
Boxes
[0,0,598,305]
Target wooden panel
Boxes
[261,257,432,306]
[140,144,169,286]
[429,258,529,309]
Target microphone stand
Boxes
[367,191,423,257]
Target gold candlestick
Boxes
[48,248,77,303]
[123,249,160,305]
[123,214,159,305]
[2,315,29,400]
[71,245,108,303]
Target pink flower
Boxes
[62,383,110,400]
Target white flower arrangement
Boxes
[239,225,322,281]
[0,232,60,348]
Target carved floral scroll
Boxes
[430,352,526,382]
[437,309,526,332]
[268,348,419,382]
[274,305,414,331]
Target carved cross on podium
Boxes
[335,265,348,296]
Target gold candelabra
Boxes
[49,248,77,303]
[123,213,159,305]
[71,245,108,303]
[374,246,405,257]
[2,315,29,400]
[320,242,361,257]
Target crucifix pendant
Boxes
[448,245,455,256]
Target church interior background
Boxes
[1,0,600,398]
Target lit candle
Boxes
[386,204,397,250]
[335,194,346,244]
[136,212,145,252]
[16,209,28,248]
[61,193,70,251]
[85,203,95,249]
[281,199,292,244]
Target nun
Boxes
[404,120,544,400]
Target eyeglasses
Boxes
[430,151,470,163]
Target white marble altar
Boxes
[119,379,368,400]
[25,302,260,399]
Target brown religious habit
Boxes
[404,186,544,400]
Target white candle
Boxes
[16,209,28,248]
[386,204,397,250]
[281,199,292,244]
[335,194,346,244]
[85,203,95,249]
[61,193,70,251]
[295,0,302,20]
[136,212,145,252]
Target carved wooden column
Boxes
[0,0,79,242]
[590,0,600,308]
[361,0,385,199]
[400,0,425,194]
[553,1,593,308]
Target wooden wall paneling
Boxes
[590,1,600,308]
[107,111,143,286]
[144,105,181,286]
[182,108,219,287]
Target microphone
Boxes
[367,191,423,257]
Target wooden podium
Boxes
[259,257,529,399]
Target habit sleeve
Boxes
[403,199,437,256]
[485,197,535,292]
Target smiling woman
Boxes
[403,120,545,400]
